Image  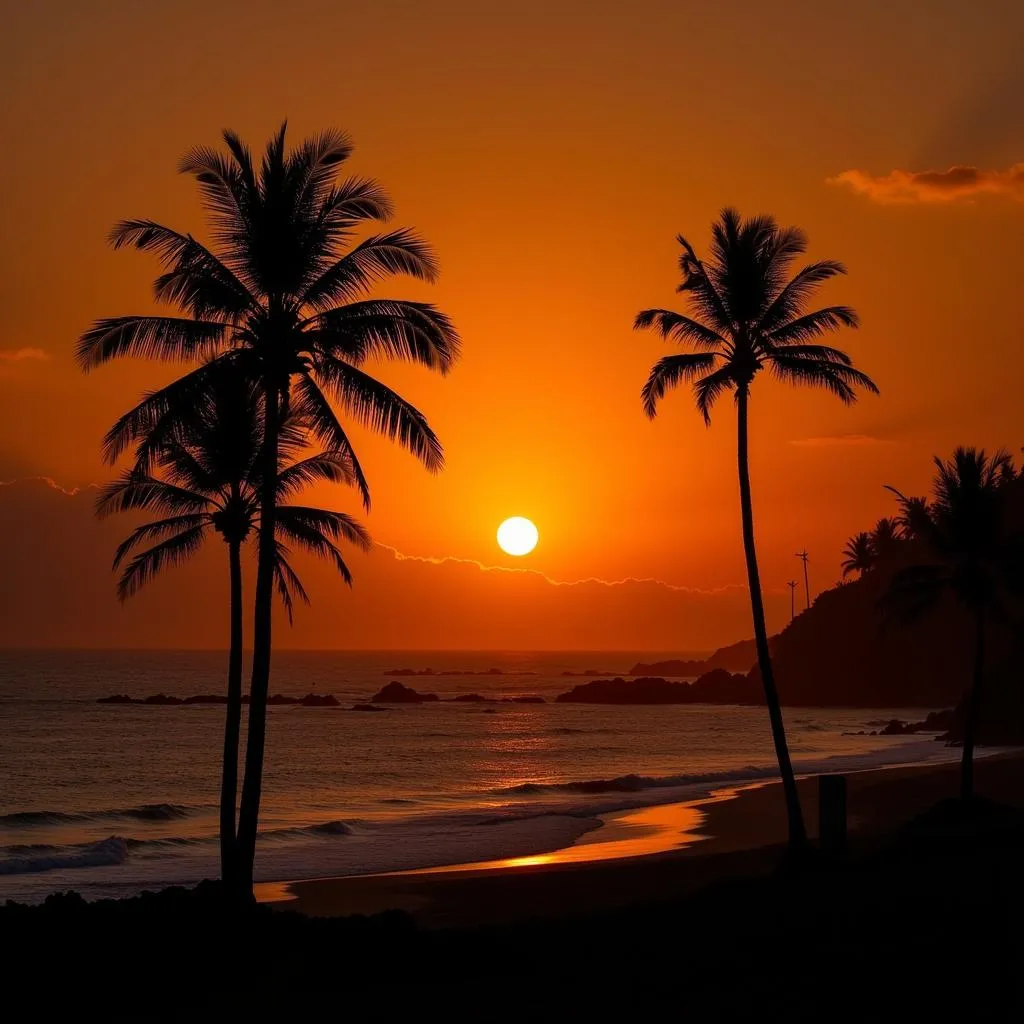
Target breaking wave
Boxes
[0,803,198,828]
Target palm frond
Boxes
[314,358,443,472]
[694,364,738,424]
[77,316,226,371]
[767,306,860,345]
[276,505,372,552]
[641,353,718,418]
[757,260,847,333]
[112,514,210,568]
[101,356,236,465]
[768,356,878,403]
[308,299,460,373]
[292,376,371,508]
[301,229,440,308]
[96,470,211,519]
[275,451,357,498]
[633,308,724,348]
[116,525,207,601]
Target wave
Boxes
[0,803,199,828]
[548,727,621,736]
[496,766,776,797]
[0,837,129,876]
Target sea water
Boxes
[0,649,957,903]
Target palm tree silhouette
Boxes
[884,448,1022,801]
[96,368,370,886]
[637,208,877,850]
[869,517,902,562]
[78,124,458,895]
[841,532,875,578]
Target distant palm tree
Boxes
[885,448,1022,801]
[96,368,370,887]
[841,532,875,578]
[884,489,933,542]
[869,517,902,562]
[78,124,458,895]
[637,208,878,850]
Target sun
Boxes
[497,516,539,556]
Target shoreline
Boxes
[259,750,1024,924]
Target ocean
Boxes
[0,649,958,903]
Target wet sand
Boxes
[259,751,1024,927]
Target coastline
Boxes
[260,750,1024,925]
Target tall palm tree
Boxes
[841,532,875,578]
[95,367,370,888]
[885,448,1022,801]
[637,208,877,850]
[77,124,458,895]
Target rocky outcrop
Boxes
[371,681,441,703]
[556,670,760,705]
[97,692,339,707]
[629,637,762,677]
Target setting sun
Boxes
[496,517,539,556]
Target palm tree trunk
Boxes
[219,538,244,892]
[736,386,807,850]
[235,385,280,898]
[960,608,986,802]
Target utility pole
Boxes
[787,580,799,621]
[795,551,810,610]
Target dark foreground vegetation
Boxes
[5,805,1023,1019]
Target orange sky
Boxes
[1,1,1022,649]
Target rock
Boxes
[371,681,440,703]
[266,694,300,705]
[451,693,487,702]
[142,694,183,705]
[298,693,340,707]
[503,696,545,704]
[556,671,761,705]
[630,638,762,677]
[350,703,393,712]
[97,694,134,704]
[182,694,228,704]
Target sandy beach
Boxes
[261,750,1024,926]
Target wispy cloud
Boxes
[0,347,50,362]
[829,163,1024,204]
[374,542,746,595]
[790,434,890,448]
[0,475,89,496]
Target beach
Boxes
[265,751,1024,925]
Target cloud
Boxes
[0,347,49,362]
[0,478,778,650]
[828,163,1024,204]
[790,434,889,448]
[375,542,745,596]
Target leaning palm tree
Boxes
[96,367,370,889]
[637,208,878,850]
[77,124,458,894]
[841,532,875,578]
[884,448,1021,801]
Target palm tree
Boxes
[841,532,875,578]
[885,489,933,542]
[869,517,902,563]
[77,124,458,895]
[637,208,878,850]
[885,448,1022,801]
[95,367,370,889]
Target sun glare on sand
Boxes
[497,517,539,556]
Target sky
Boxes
[1,0,1022,649]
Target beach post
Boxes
[818,774,847,855]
